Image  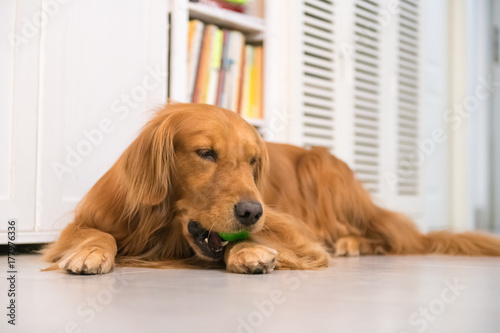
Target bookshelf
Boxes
[187,2,265,37]
[169,0,284,138]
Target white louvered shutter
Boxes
[288,0,426,223]
[388,0,424,220]
[288,0,336,150]
[396,0,420,196]
[351,0,381,194]
[377,0,423,220]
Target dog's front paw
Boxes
[226,243,278,274]
[59,247,115,274]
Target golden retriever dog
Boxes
[43,103,500,274]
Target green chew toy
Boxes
[218,230,250,242]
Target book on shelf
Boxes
[250,46,263,119]
[206,28,223,104]
[187,20,204,101]
[192,24,215,103]
[239,45,252,118]
[187,20,263,120]
[221,30,245,111]
[215,30,229,106]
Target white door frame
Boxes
[447,0,493,231]
[491,0,500,232]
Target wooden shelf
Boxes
[188,2,265,38]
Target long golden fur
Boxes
[43,103,500,274]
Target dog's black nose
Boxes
[234,201,263,226]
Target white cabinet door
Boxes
[0,1,40,234]
[35,0,168,234]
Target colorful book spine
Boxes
[240,45,253,118]
[216,30,229,106]
[206,28,223,105]
[236,42,246,115]
[252,46,263,119]
[187,20,205,101]
[192,24,216,103]
[222,30,245,112]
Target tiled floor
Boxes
[0,254,499,333]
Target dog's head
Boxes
[121,103,269,261]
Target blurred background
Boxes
[0,0,499,245]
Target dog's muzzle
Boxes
[187,221,229,260]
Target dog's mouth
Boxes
[187,221,229,260]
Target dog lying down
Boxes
[43,103,500,274]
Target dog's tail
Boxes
[372,210,500,256]
[423,230,500,256]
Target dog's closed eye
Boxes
[250,157,257,166]
[196,149,217,162]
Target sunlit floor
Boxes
[0,254,499,333]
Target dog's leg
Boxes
[42,223,117,274]
[334,236,386,256]
[224,241,278,274]
[334,236,360,256]
[236,209,329,272]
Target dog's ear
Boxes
[120,112,177,206]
